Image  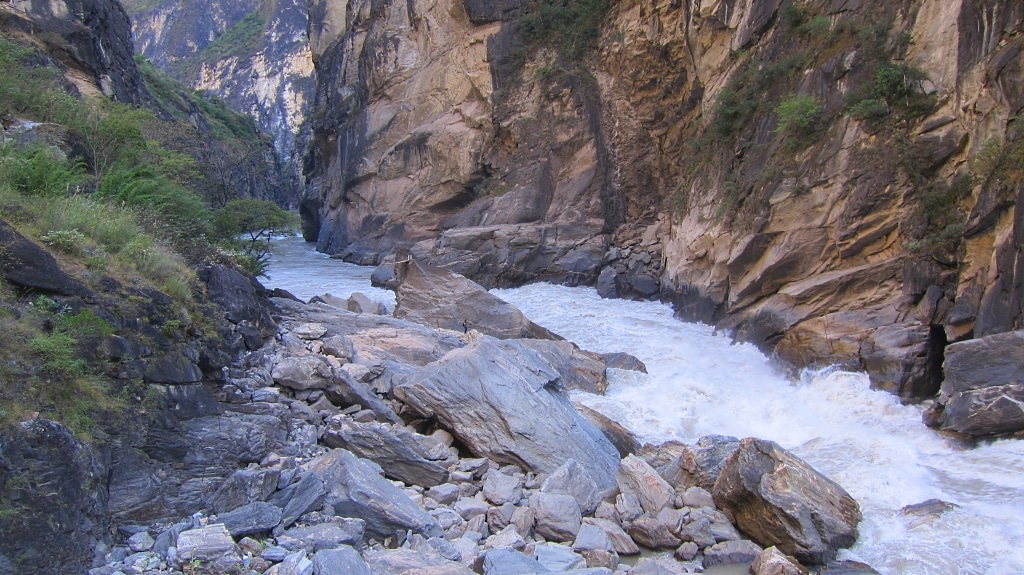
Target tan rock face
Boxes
[304,0,1024,400]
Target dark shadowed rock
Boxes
[394,258,562,340]
[0,219,91,296]
[204,264,275,340]
[712,438,861,565]
[704,539,763,566]
[209,468,281,513]
[304,449,442,538]
[217,502,282,537]
[313,546,372,575]
[325,367,401,424]
[601,352,647,373]
[268,472,327,528]
[939,384,1024,436]
[322,419,450,487]
[283,520,365,552]
[394,336,620,489]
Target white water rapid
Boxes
[266,236,1024,575]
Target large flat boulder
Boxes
[393,257,562,340]
[393,337,620,489]
[0,219,90,296]
[712,439,861,565]
[936,331,1024,436]
[304,449,443,539]
[322,419,450,487]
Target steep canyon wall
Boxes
[303,0,1024,400]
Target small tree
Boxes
[214,198,297,276]
[774,94,822,146]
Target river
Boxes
[265,235,1024,575]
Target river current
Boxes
[266,236,1024,575]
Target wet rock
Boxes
[313,546,372,575]
[304,449,442,538]
[597,267,619,299]
[712,438,861,564]
[394,337,620,489]
[750,546,809,575]
[616,455,675,514]
[217,501,283,537]
[600,352,647,373]
[393,258,562,340]
[541,459,602,515]
[323,418,449,487]
[935,331,1024,436]
[530,492,582,542]
[704,539,763,566]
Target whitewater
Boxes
[266,236,1024,575]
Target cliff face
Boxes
[127,0,313,195]
[1,0,144,103]
[303,0,1024,399]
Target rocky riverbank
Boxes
[78,259,870,575]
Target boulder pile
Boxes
[87,261,867,575]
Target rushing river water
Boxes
[266,236,1024,575]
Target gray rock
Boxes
[268,472,327,528]
[939,384,1024,436]
[395,337,620,490]
[541,459,602,515]
[487,502,516,532]
[704,539,764,566]
[530,492,582,542]
[614,492,643,522]
[321,334,355,362]
[293,322,329,339]
[483,470,524,506]
[572,523,613,552]
[942,330,1024,395]
[677,515,716,548]
[325,367,402,424]
[629,557,678,575]
[574,405,641,459]
[304,449,443,538]
[427,483,461,506]
[276,549,315,575]
[596,267,619,299]
[660,435,741,491]
[454,496,491,520]
[323,419,449,487]
[600,352,647,373]
[210,467,281,513]
[511,506,535,538]
[363,547,465,574]
[712,438,861,564]
[127,531,154,552]
[681,486,714,509]
[217,501,283,537]
[283,520,365,552]
[394,258,562,340]
[627,515,681,550]
[616,455,674,515]
[175,524,239,565]
[431,507,465,530]
[273,355,335,390]
[749,546,808,575]
[674,541,699,561]
[347,292,388,315]
[532,542,586,571]
[313,546,371,575]
[484,525,527,550]
[481,548,549,575]
[517,339,609,394]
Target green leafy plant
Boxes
[40,229,87,255]
[515,0,611,67]
[774,94,823,144]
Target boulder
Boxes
[203,264,275,338]
[304,449,443,538]
[750,546,809,575]
[323,419,449,487]
[283,520,365,552]
[600,352,647,373]
[517,339,608,394]
[481,548,548,575]
[936,330,1024,436]
[532,542,586,571]
[313,546,372,575]
[483,470,524,506]
[273,355,334,390]
[325,367,401,424]
[626,515,681,550]
[393,258,561,340]
[347,292,388,315]
[217,501,283,537]
[574,404,641,458]
[268,472,327,528]
[615,455,675,514]
[711,438,861,564]
[582,518,640,555]
[0,219,91,296]
[175,524,239,565]
[394,337,620,489]
[530,492,582,542]
[660,435,741,491]
[209,468,281,513]
[703,539,763,566]
[541,459,602,515]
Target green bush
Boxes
[200,11,266,62]
[40,229,87,255]
[774,94,822,141]
[515,0,611,66]
[848,98,888,121]
[0,144,86,197]
[29,332,85,376]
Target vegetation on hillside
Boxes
[0,32,296,437]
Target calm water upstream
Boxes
[266,235,1024,575]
